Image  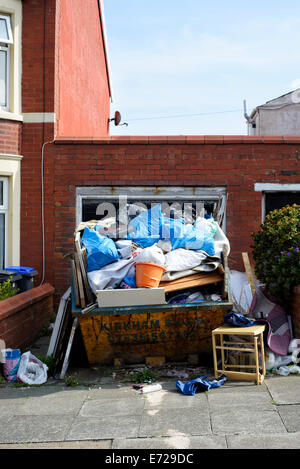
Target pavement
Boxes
[1,357,300,450]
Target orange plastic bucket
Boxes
[136,262,166,288]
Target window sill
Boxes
[0,110,23,122]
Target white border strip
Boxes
[255,183,300,192]
[22,112,56,123]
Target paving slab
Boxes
[138,407,211,438]
[277,405,300,432]
[14,395,85,416]
[144,389,207,409]
[113,436,227,449]
[227,433,300,449]
[79,397,145,418]
[265,375,300,404]
[0,440,112,449]
[66,415,141,441]
[0,415,75,444]
[207,391,275,411]
[211,409,287,435]
[208,380,268,393]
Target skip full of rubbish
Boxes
[71,202,231,310]
[1,349,48,385]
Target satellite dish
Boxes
[114,111,121,126]
[109,111,122,126]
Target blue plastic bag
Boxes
[81,227,119,272]
[125,203,215,255]
[126,204,163,247]
[164,217,215,256]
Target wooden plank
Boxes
[74,251,86,309]
[59,317,78,379]
[75,233,94,304]
[160,272,223,293]
[242,252,256,296]
[70,259,80,308]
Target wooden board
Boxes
[159,272,223,293]
[47,287,71,358]
[70,259,80,308]
[242,252,256,296]
[74,251,86,309]
[75,233,94,305]
[59,317,78,379]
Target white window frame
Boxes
[76,186,227,231]
[0,14,13,44]
[255,183,300,222]
[0,176,9,268]
[0,14,13,111]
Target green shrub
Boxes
[251,204,300,304]
[0,276,19,301]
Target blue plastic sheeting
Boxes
[126,203,215,256]
[176,374,228,396]
[82,227,119,273]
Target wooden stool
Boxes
[212,325,266,385]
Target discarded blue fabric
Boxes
[82,227,119,272]
[224,312,259,327]
[176,374,227,396]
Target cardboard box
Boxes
[96,288,166,308]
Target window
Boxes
[76,186,227,230]
[255,183,300,222]
[0,14,13,109]
[0,176,8,269]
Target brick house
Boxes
[1,0,300,309]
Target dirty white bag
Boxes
[17,351,48,385]
[135,244,165,266]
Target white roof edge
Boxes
[98,0,113,103]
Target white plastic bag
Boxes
[135,245,165,266]
[17,351,48,385]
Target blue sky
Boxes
[103,0,300,135]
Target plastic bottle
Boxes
[139,383,162,394]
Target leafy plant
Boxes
[131,368,159,384]
[251,204,300,304]
[0,276,19,301]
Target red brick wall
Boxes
[20,122,55,286]
[22,0,56,114]
[0,120,22,155]
[19,136,300,304]
[0,283,55,351]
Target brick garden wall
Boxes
[0,283,55,351]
